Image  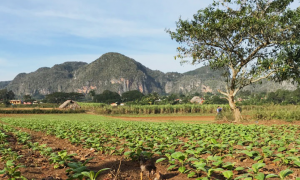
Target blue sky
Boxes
[0,0,299,81]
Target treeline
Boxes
[90,90,228,105]
[3,88,300,106]
[44,92,85,104]
[0,89,15,106]
[237,88,300,105]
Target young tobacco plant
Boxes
[66,157,93,180]
[0,160,27,180]
[49,150,76,169]
[170,151,188,173]
[81,168,110,180]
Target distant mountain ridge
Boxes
[1,52,297,97]
[0,81,11,89]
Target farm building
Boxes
[10,100,22,105]
[59,100,81,110]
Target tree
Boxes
[23,95,33,102]
[0,89,15,101]
[94,90,121,104]
[167,0,300,122]
[122,90,144,102]
[88,90,96,101]
[211,95,229,104]
[140,92,160,105]
[45,92,84,104]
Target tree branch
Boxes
[250,71,276,83]
[218,89,229,100]
[242,42,269,66]
[233,87,241,97]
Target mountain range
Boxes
[0,52,297,97]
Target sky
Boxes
[0,0,213,81]
[0,0,300,81]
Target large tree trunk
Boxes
[228,94,242,122]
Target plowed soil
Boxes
[0,125,191,180]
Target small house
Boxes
[10,100,22,105]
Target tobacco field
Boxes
[0,114,300,179]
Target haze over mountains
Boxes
[1,52,297,97]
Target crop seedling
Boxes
[0,160,27,180]
[170,151,188,173]
[222,170,233,180]
[49,150,76,169]
[66,157,93,180]
[81,168,110,180]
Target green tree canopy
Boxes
[45,92,84,104]
[0,89,15,101]
[122,90,144,102]
[94,90,121,104]
[167,0,300,121]
[23,95,33,102]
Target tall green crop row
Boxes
[79,103,300,120]
[1,114,300,179]
[86,104,230,115]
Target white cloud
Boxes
[0,1,167,41]
[0,0,214,42]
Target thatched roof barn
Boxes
[59,100,81,110]
[190,96,204,104]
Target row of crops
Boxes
[78,103,300,121]
[1,114,300,179]
[79,103,229,115]
[0,122,109,180]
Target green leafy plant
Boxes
[222,170,233,180]
[66,157,93,180]
[171,151,187,173]
[49,150,76,169]
[0,160,27,180]
[279,169,293,180]
[81,168,110,180]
